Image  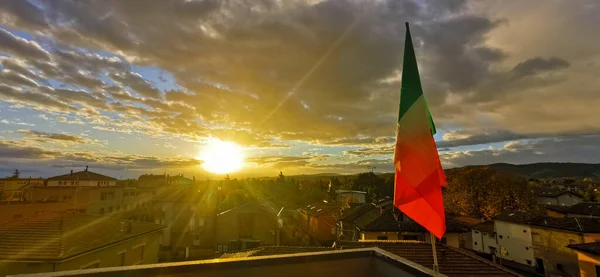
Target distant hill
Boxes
[477,163,600,179]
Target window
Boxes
[81,261,100,269]
[238,214,254,238]
[108,207,113,213]
[198,217,205,227]
[132,245,145,264]
[556,263,563,271]
[474,231,479,234]
[404,235,419,241]
[13,214,23,220]
[532,233,541,242]
[377,236,388,240]
[119,252,126,266]
[101,192,107,200]
[499,235,503,239]
[474,242,478,246]
[99,208,105,215]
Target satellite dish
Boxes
[277,218,283,229]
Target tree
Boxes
[12,169,20,178]
[444,167,536,219]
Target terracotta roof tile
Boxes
[0,212,165,261]
[568,242,600,255]
[335,240,522,277]
[220,246,334,259]
[46,170,116,181]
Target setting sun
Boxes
[199,139,244,174]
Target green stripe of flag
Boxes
[398,23,437,135]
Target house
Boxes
[535,187,584,206]
[568,242,600,277]
[0,177,44,201]
[528,216,600,277]
[355,210,471,248]
[46,167,117,187]
[297,200,339,245]
[0,201,73,224]
[152,186,217,261]
[493,213,539,272]
[335,240,523,277]
[471,221,499,258]
[0,211,165,276]
[215,201,282,253]
[166,174,194,186]
[138,174,167,187]
[335,190,367,205]
[546,202,600,218]
[10,248,445,277]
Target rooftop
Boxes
[46,169,116,181]
[335,240,522,277]
[527,216,600,233]
[546,202,600,216]
[220,246,334,259]
[534,187,583,198]
[568,242,600,255]
[493,212,541,224]
[10,248,444,277]
[471,221,495,234]
[298,200,339,216]
[0,212,165,261]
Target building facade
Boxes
[46,167,117,187]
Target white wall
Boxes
[47,180,116,187]
[495,220,534,266]
[472,230,483,252]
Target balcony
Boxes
[11,248,443,277]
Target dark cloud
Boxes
[0,28,50,61]
[14,129,89,144]
[0,140,60,159]
[343,146,394,157]
[438,129,527,148]
[441,134,600,168]
[512,57,570,78]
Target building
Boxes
[335,240,523,277]
[493,213,538,272]
[215,201,282,253]
[568,242,600,277]
[335,190,367,205]
[535,188,584,206]
[297,200,339,245]
[528,216,600,277]
[46,167,117,187]
[471,221,498,258]
[0,211,165,276]
[166,174,194,186]
[0,201,73,224]
[11,248,444,277]
[138,174,167,187]
[0,177,44,201]
[219,245,334,258]
[152,186,217,261]
[546,202,600,218]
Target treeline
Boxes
[212,172,395,211]
[444,167,537,219]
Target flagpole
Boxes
[430,232,439,276]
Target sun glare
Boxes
[199,139,244,174]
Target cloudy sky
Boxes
[1,0,599,179]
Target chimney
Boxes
[70,170,73,175]
[85,166,88,172]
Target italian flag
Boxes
[394,23,447,239]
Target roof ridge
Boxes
[441,245,523,276]
[59,214,65,258]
